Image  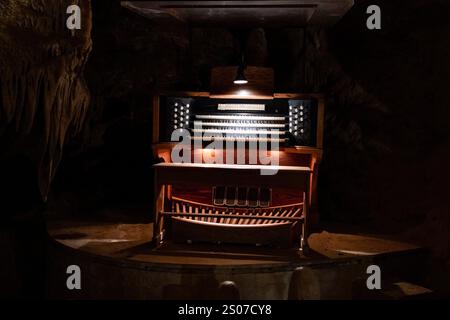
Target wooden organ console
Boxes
[152,68,324,252]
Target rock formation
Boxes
[0,0,92,199]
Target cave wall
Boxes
[321,0,450,292]
[322,0,450,226]
[340,0,450,288]
[0,0,92,298]
[0,0,92,200]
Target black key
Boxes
[259,188,271,207]
[213,186,225,206]
[225,186,237,206]
[237,187,248,206]
[248,187,259,207]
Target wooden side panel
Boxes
[316,95,325,149]
[154,163,310,190]
[153,172,165,243]
[152,95,160,144]
[301,180,310,252]
[311,95,324,226]
[309,154,320,226]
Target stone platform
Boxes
[45,221,428,299]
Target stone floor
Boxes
[47,220,422,267]
[45,219,430,299]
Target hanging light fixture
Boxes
[234,66,248,84]
[234,54,248,85]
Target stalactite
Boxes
[0,0,92,199]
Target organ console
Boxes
[152,68,324,253]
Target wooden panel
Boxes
[157,91,321,99]
[153,142,322,159]
[316,95,325,149]
[283,146,323,159]
[189,149,312,167]
[153,173,166,242]
[154,163,310,189]
[273,93,323,99]
[210,66,274,99]
[171,217,293,247]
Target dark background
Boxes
[0,0,449,298]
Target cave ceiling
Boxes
[121,0,354,27]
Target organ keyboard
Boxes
[158,96,318,147]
